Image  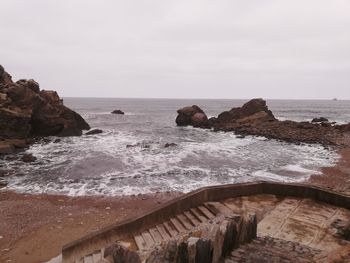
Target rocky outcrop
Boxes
[175,98,350,146]
[0,65,90,153]
[175,105,210,128]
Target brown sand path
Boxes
[0,191,181,263]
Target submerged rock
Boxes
[21,153,37,163]
[0,64,90,151]
[85,129,103,135]
[311,117,329,123]
[111,109,125,115]
[164,143,177,148]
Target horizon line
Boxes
[61,96,349,101]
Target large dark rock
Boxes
[0,65,90,141]
[216,98,275,124]
[175,105,210,128]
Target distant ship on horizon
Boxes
[332,98,338,101]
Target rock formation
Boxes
[0,65,90,153]
[175,105,210,128]
[215,98,275,125]
[175,98,350,146]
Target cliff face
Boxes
[0,65,90,140]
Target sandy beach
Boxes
[0,147,349,263]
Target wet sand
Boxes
[1,147,350,263]
[309,147,350,196]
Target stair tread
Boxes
[141,232,155,248]
[184,210,201,225]
[177,214,193,229]
[205,202,234,216]
[170,217,186,233]
[83,255,93,263]
[190,208,207,223]
[92,251,101,262]
[163,221,178,237]
[198,205,216,219]
[156,224,171,240]
[134,235,147,251]
[149,227,163,244]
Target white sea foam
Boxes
[1,125,340,196]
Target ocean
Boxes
[1,98,350,196]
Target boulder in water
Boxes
[111,109,125,115]
[175,105,210,128]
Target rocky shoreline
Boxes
[176,98,350,146]
[0,65,90,154]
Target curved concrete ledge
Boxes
[62,181,350,262]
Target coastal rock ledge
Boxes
[176,98,350,146]
[0,65,90,153]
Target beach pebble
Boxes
[105,206,111,210]
[0,236,3,239]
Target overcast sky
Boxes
[1,1,349,99]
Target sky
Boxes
[0,0,349,99]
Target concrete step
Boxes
[83,255,93,263]
[134,234,147,251]
[163,221,178,237]
[176,214,193,230]
[190,207,207,223]
[92,251,102,262]
[205,202,234,216]
[170,217,186,233]
[156,224,171,241]
[198,205,216,219]
[149,227,163,244]
[184,210,201,225]
[141,231,155,249]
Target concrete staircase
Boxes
[77,202,224,262]
[133,204,217,251]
